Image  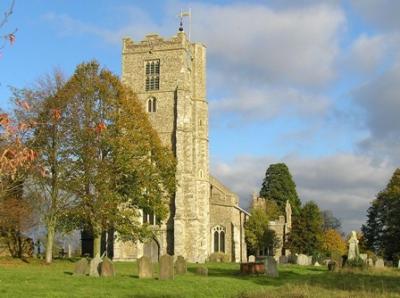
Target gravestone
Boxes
[308,256,313,265]
[175,256,187,275]
[359,253,367,262]
[296,254,309,266]
[398,260,400,269]
[328,260,336,271]
[89,256,102,277]
[74,258,89,276]
[348,231,360,260]
[138,256,153,278]
[264,256,279,277]
[375,258,384,269]
[314,261,321,267]
[195,266,208,276]
[159,254,174,280]
[279,255,288,264]
[248,255,255,263]
[100,257,115,277]
[367,258,374,266]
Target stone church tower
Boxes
[121,31,210,262]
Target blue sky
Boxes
[1,0,400,233]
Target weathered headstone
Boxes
[264,256,279,277]
[159,254,174,280]
[100,257,115,277]
[308,256,313,265]
[74,258,89,276]
[248,255,255,263]
[375,258,384,269]
[138,256,153,278]
[279,255,288,264]
[296,254,309,266]
[175,256,187,275]
[314,261,321,267]
[328,260,336,271]
[367,258,374,266]
[89,256,102,277]
[359,253,367,262]
[348,230,360,260]
[398,260,400,269]
[195,266,208,276]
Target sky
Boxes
[1,0,400,233]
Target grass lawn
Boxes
[0,258,400,298]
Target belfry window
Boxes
[212,225,226,253]
[147,97,157,113]
[145,60,160,91]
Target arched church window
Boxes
[145,59,160,91]
[147,97,157,113]
[212,225,226,253]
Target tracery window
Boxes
[142,210,157,226]
[145,60,160,91]
[147,97,157,113]
[212,225,225,253]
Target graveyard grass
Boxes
[1,258,400,297]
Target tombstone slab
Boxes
[314,261,321,267]
[375,258,384,269]
[296,254,309,266]
[195,266,208,276]
[328,260,336,271]
[74,258,89,276]
[159,254,174,280]
[175,256,187,275]
[367,258,374,266]
[360,254,367,262]
[89,256,102,277]
[100,257,115,277]
[264,256,279,277]
[138,256,153,278]
[248,255,255,263]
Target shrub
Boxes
[346,257,366,269]
[208,252,231,263]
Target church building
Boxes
[112,28,249,263]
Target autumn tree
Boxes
[59,61,175,257]
[10,70,77,263]
[288,201,323,255]
[259,163,301,215]
[322,228,346,257]
[0,0,17,54]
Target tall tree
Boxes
[11,70,76,263]
[288,201,323,255]
[321,210,342,232]
[362,168,400,261]
[259,163,301,215]
[59,61,175,257]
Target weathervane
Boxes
[178,8,191,41]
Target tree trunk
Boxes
[45,224,55,264]
[93,233,101,258]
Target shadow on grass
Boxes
[63,271,73,275]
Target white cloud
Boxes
[210,86,329,121]
[191,3,345,87]
[212,153,394,233]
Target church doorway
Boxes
[143,238,160,263]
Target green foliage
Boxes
[362,168,400,262]
[245,208,279,255]
[264,199,281,220]
[288,201,324,256]
[259,163,301,215]
[346,257,367,269]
